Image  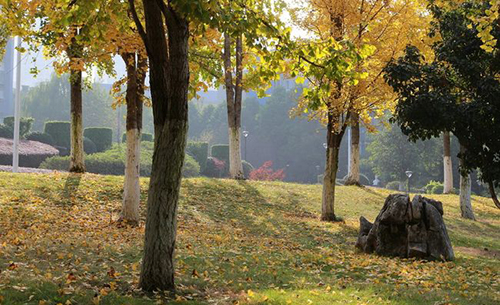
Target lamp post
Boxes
[12,37,22,173]
[242,130,249,161]
[405,170,413,194]
[316,165,320,184]
[323,142,327,149]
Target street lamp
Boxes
[323,142,327,149]
[405,170,413,194]
[242,130,249,160]
[316,165,320,184]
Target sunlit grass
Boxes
[0,172,498,304]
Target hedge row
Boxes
[122,132,153,143]
[84,127,113,152]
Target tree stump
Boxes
[356,194,454,261]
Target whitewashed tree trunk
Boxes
[345,113,360,185]
[459,145,475,220]
[123,128,141,223]
[228,126,243,178]
[443,131,454,194]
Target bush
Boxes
[0,124,12,139]
[41,142,199,178]
[211,144,229,163]
[122,132,154,143]
[0,137,58,168]
[84,127,113,152]
[186,142,208,171]
[24,132,55,146]
[183,154,201,178]
[425,180,444,194]
[3,116,34,137]
[84,137,97,155]
[386,181,402,191]
[44,121,71,148]
[202,157,226,178]
[249,161,285,181]
[242,160,254,179]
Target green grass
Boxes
[0,172,499,304]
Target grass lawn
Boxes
[0,172,499,304]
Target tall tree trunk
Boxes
[345,112,360,186]
[322,113,343,222]
[443,131,454,194]
[69,68,85,173]
[223,33,244,179]
[136,0,189,292]
[121,52,146,225]
[459,145,475,220]
[487,180,500,209]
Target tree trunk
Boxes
[459,145,475,220]
[345,113,360,186]
[137,0,189,292]
[69,68,85,173]
[223,33,244,179]
[443,131,454,194]
[322,113,342,222]
[487,180,500,209]
[121,52,146,225]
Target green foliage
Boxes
[24,131,55,146]
[242,160,254,179]
[211,144,229,163]
[44,121,70,148]
[122,132,154,143]
[202,157,226,178]
[84,127,112,152]
[2,116,34,138]
[386,181,402,191]
[0,124,12,139]
[83,137,97,155]
[41,142,199,178]
[186,142,208,172]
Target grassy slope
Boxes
[0,172,498,305]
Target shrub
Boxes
[122,132,154,143]
[83,137,97,155]
[242,160,254,179]
[186,141,208,171]
[3,116,34,137]
[0,138,58,168]
[183,154,201,178]
[24,132,55,146]
[386,181,402,191]
[211,144,229,163]
[41,142,199,178]
[44,121,71,148]
[84,127,113,152]
[425,180,444,194]
[202,157,226,178]
[249,161,285,181]
[0,124,12,139]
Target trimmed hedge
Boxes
[25,132,55,146]
[84,137,97,155]
[211,144,229,163]
[41,142,200,178]
[84,127,113,152]
[44,121,70,148]
[186,141,208,172]
[122,132,154,143]
[3,116,34,138]
[0,124,12,139]
[0,138,59,168]
[386,181,402,191]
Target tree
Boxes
[443,131,454,193]
[384,1,500,217]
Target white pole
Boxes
[12,37,22,173]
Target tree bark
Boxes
[69,68,85,173]
[487,180,500,209]
[121,52,146,225]
[322,112,343,222]
[443,131,454,194]
[459,145,475,220]
[223,33,244,179]
[135,0,189,292]
[345,113,360,186]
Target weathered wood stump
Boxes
[356,194,454,261]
